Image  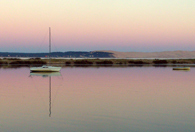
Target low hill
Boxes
[104,50,195,59]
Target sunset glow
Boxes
[0,0,195,52]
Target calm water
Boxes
[0,67,195,132]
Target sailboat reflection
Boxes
[30,72,61,117]
[30,72,61,77]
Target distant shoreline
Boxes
[1,57,195,60]
[1,50,195,59]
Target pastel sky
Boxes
[0,0,195,52]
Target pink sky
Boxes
[0,0,195,52]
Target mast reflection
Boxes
[49,76,51,117]
[30,72,61,117]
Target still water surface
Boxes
[0,67,195,132]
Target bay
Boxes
[0,67,195,132]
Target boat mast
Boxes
[49,27,51,64]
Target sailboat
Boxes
[30,27,61,72]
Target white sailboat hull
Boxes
[30,66,61,72]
